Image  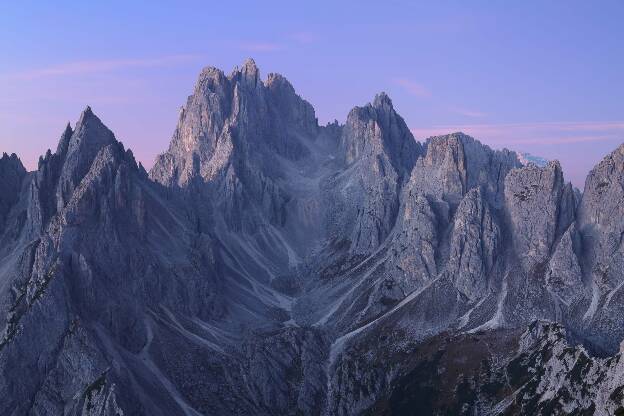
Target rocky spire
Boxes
[578,142,624,231]
[0,153,26,233]
[56,122,73,156]
[55,106,117,210]
[409,132,521,207]
[340,92,420,176]
[266,72,318,136]
[4,60,624,416]
[504,160,574,273]
[150,59,319,188]
[239,57,260,88]
[447,187,500,301]
[574,143,624,334]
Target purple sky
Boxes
[1,1,623,187]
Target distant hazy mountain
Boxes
[1,59,624,415]
[518,151,549,167]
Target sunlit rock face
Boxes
[1,60,624,415]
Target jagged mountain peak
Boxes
[585,141,624,184]
[225,57,261,88]
[73,105,107,132]
[503,155,580,285]
[229,57,259,75]
[197,65,226,81]
[424,131,478,149]
[49,107,118,212]
[194,66,229,98]
[240,57,259,81]
[62,121,73,135]
[242,57,257,68]
[151,59,320,187]
[0,151,23,165]
[0,152,25,180]
[422,131,517,161]
[195,59,261,93]
[348,91,397,116]
[5,61,624,416]
[266,72,299,98]
[410,132,521,205]
[372,91,393,109]
[577,141,624,247]
[63,106,116,165]
[266,71,290,86]
[342,91,419,174]
[0,152,26,231]
[615,141,624,159]
[55,121,74,156]
[419,132,485,169]
[546,158,563,172]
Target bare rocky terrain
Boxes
[1,59,624,415]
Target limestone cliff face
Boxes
[150,59,319,235]
[504,161,576,274]
[1,60,624,415]
[332,92,421,255]
[409,132,520,208]
[340,92,418,176]
[576,143,624,351]
[447,187,500,301]
[55,108,118,211]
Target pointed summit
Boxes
[0,152,22,165]
[342,92,420,174]
[74,105,99,129]
[372,91,393,110]
[56,122,74,155]
[55,107,117,210]
[195,65,229,98]
[0,152,26,231]
[504,157,574,272]
[578,141,624,231]
[407,132,521,208]
[151,59,321,187]
[242,57,258,73]
[239,58,260,87]
[71,106,114,143]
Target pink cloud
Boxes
[411,121,624,188]
[5,54,202,80]
[410,121,624,146]
[392,78,431,98]
[450,107,487,118]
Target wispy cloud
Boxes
[450,107,487,118]
[5,54,202,80]
[410,121,624,146]
[291,32,318,44]
[392,78,431,98]
[239,42,283,52]
[412,120,624,187]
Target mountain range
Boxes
[1,59,624,415]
